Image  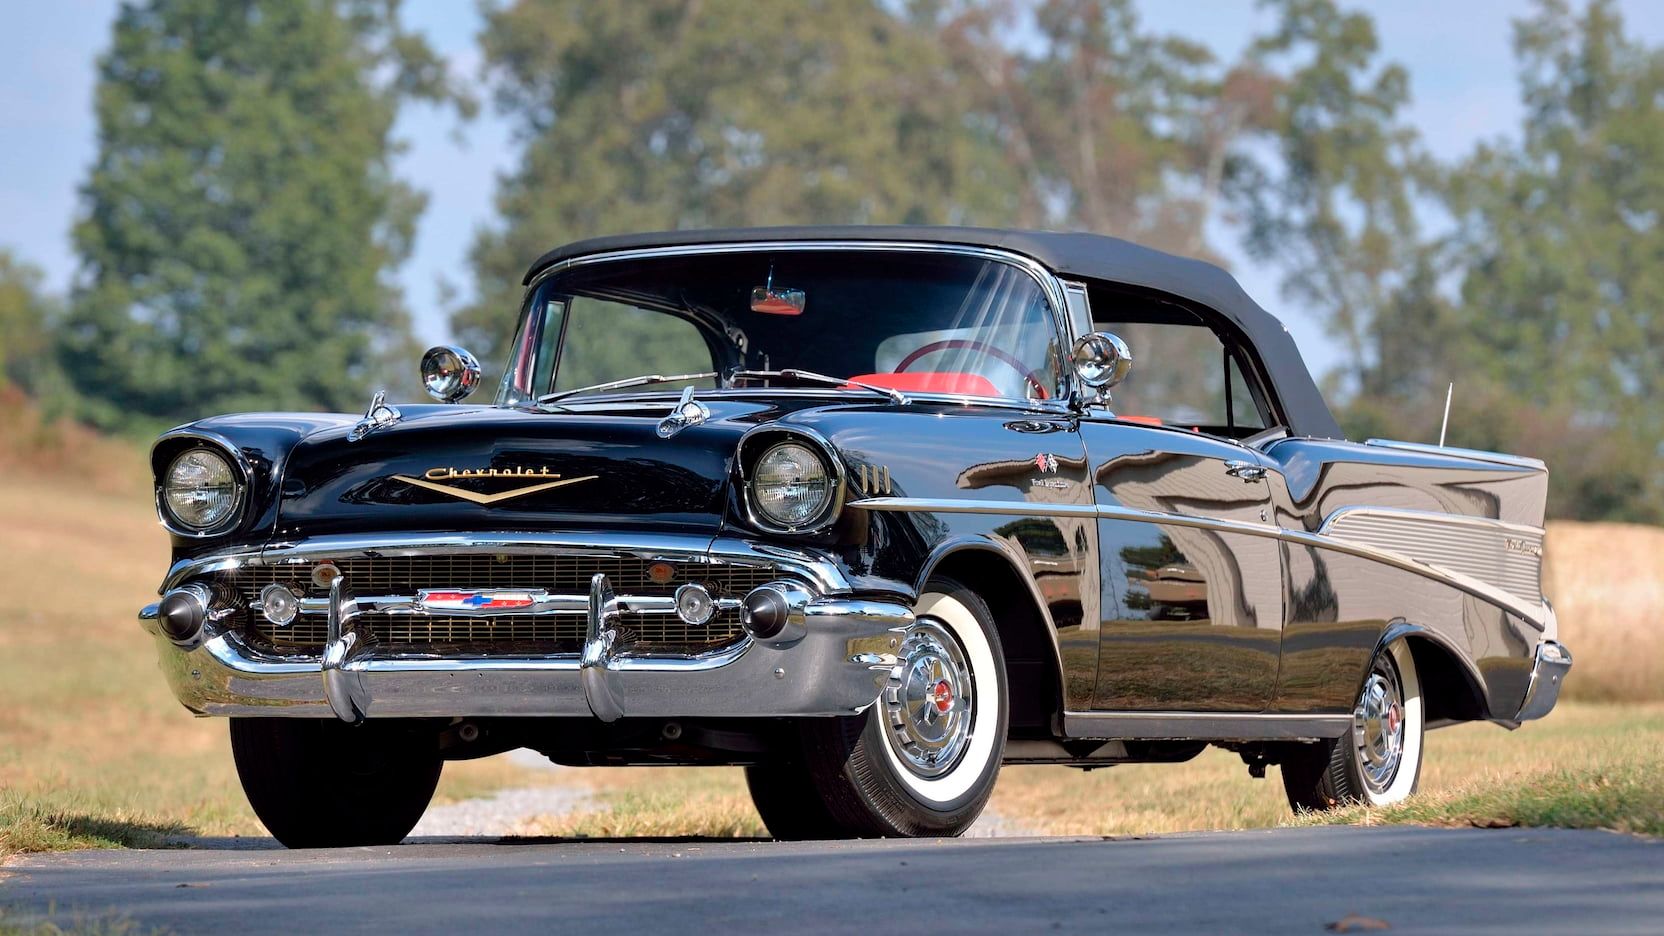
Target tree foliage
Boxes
[60,0,467,431]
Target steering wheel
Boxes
[894,339,1051,400]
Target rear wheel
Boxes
[230,718,442,848]
[1281,639,1424,812]
[747,577,1008,839]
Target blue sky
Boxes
[6,1,1664,378]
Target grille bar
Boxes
[218,554,778,655]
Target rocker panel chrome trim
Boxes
[1063,711,1352,741]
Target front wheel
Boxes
[747,577,1008,839]
[1281,639,1424,812]
[230,718,442,848]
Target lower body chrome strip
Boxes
[1063,710,1351,741]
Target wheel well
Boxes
[1404,634,1489,722]
[925,550,1062,735]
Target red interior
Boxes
[848,372,1001,397]
[1118,415,1164,426]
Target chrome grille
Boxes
[218,555,778,655]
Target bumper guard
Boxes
[142,572,912,723]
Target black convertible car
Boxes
[140,227,1570,846]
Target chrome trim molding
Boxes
[1320,506,1543,608]
[149,429,253,539]
[160,531,855,597]
[735,424,849,535]
[849,496,1552,629]
[1063,711,1352,741]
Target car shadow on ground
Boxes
[160,834,774,850]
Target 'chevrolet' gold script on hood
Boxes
[393,466,596,504]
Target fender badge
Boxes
[394,467,596,505]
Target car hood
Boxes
[274,400,785,539]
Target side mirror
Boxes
[421,345,481,403]
[1071,331,1132,403]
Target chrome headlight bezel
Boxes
[739,429,845,535]
[156,441,248,537]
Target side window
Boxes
[550,297,716,393]
[1093,319,1271,436]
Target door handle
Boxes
[1224,460,1267,482]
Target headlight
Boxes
[751,442,835,529]
[162,448,242,531]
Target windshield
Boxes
[496,249,1064,405]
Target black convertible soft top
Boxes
[525,226,1342,439]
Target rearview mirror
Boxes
[421,345,481,403]
[750,285,806,316]
[1071,331,1132,402]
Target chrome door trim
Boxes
[1063,710,1351,741]
[848,496,1552,629]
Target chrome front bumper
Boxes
[1513,639,1572,721]
[141,570,912,723]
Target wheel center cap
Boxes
[931,678,954,714]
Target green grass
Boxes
[1298,756,1664,836]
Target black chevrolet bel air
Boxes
[140,227,1571,846]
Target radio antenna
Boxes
[1438,382,1454,447]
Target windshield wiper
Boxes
[536,372,718,407]
[728,369,910,406]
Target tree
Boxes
[1438,0,1664,520]
[0,250,65,401]
[61,0,468,431]
[456,0,1018,366]
[1234,0,1437,396]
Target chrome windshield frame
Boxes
[504,240,1079,413]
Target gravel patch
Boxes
[412,750,595,838]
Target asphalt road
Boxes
[3,827,1659,934]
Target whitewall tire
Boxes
[1282,639,1425,811]
[746,577,1008,838]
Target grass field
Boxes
[0,426,1658,856]
[0,471,540,859]
[508,702,1664,839]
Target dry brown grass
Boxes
[1544,521,1664,703]
[0,460,543,858]
[0,386,150,497]
[510,703,1662,839]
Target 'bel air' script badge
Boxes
[393,466,596,505]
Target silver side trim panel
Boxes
[1063,711,1351,741]
[848,496,1551,629]
[1320,506,1543,608]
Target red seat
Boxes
[848,372,1001,397]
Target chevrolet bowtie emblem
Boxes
[393,466,596,505]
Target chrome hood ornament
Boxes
[656,385,711,438]
[347,390,401,442]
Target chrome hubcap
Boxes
[882,619,974,778]
[1353,656,1405,794]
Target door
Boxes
[1073,295,1287,712]
[1081,423,1283,711]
